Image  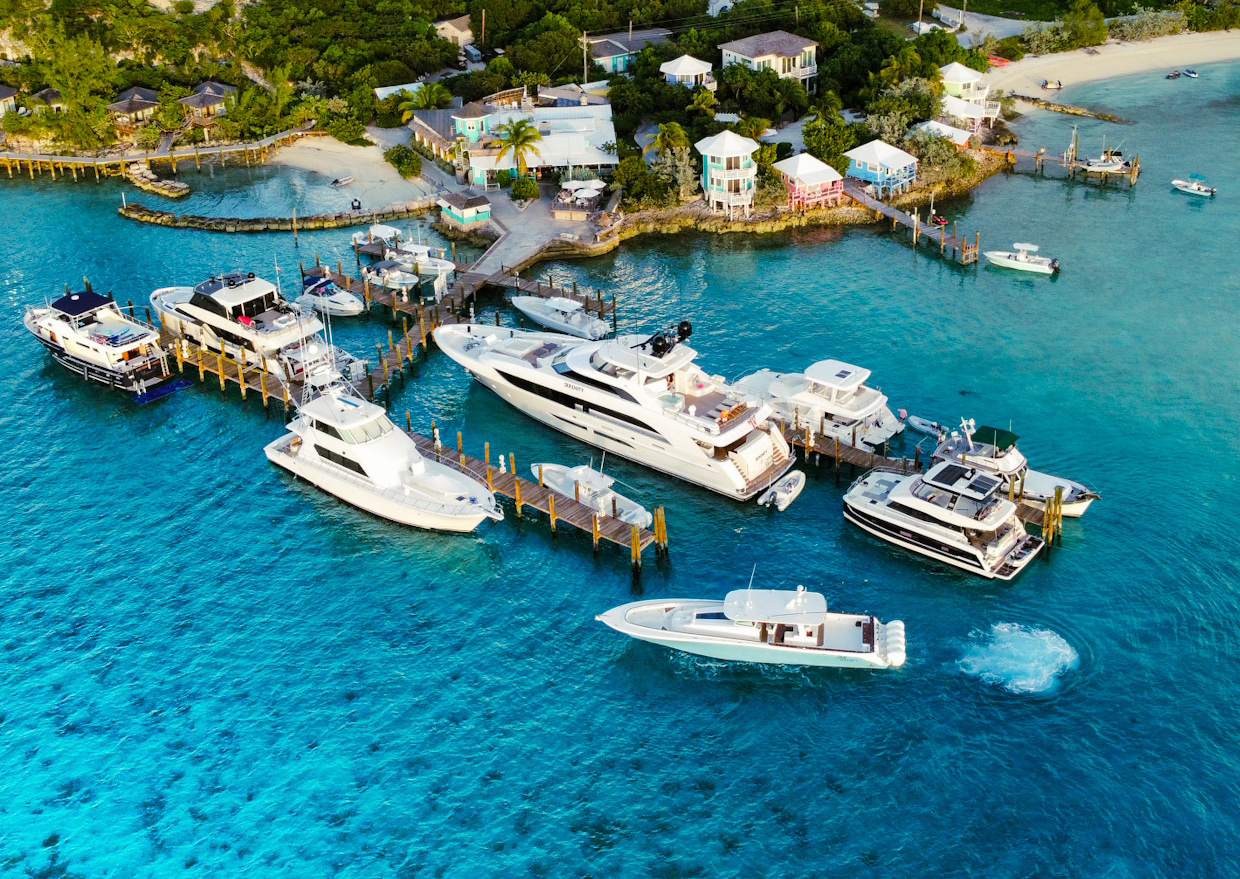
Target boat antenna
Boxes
[273,256,282,299]
[747,564,757,591]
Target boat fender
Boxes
[247,272,255,279]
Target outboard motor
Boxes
[677,320,693,341]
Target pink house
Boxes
[771,152,844,209]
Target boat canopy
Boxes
[1013,243,1039,252]
[971,425,1019,451]
[724,588,827,625]
[51,289,111,316]
[804,359,869,391]
[545,296,585,313]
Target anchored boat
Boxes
[511,295,610,340]
[983,242,1060,274]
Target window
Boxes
[314,444,367,477]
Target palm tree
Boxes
[494,117,543,178]
[733,115,770,141]
[643,121,689,158]
[686,88,717,118]
[400,82,453,122]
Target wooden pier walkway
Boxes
[844,181,980,264]
[408,432,666,568]
[981,144,1141,187]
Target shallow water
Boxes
[1,63,1239,876]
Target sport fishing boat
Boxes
[151,271,325,380]
[843,460,1044,580]
[596,585,906,669]
[24,287,173,394]
[264,371,502,532]
[732,358,904,449]
[983,243,1060,274]
[1171,177,1216,197]
[931,419,1098,517]
[433,321,794,500]
[511,295,610,340]
[298,276,366,317]
[530,461,651,527]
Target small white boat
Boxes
[757,470,805,511]
[511,295,610,340]
[530,462,651,527]
[596,585,906,669]
[331,175,355,187]
[361,260,422,291]
[383,244,456,278]
[984,243,1060,275]
[351,224,403,247]
[298,276,366,317]
[1184,69,1199,78]
[1041,79,1063,90]
[903,413,944,437]
[1171,178,1216,197]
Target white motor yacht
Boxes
[597,585,906,669]
[932,419,1098,517]
[151,271,327,380]
[843,461,1044,580]
[983,243,1060,274]
[733,359,904,449]
[511,296,610,340]
[264,374,502,532]
[531,462,651,527]
[361,260,422,292]
[298,276,365,317]
[433,321,794,500]
[24,287,172,394]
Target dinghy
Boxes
[757,470,805,511]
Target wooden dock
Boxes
[408,431,667,569]
[982,141,1141,187]
[845,181,980,264]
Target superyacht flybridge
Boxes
[433,321,795,501]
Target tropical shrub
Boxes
[384,144,422,178]
[510,176,539,201]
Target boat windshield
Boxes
[335,415,395,444]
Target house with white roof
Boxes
[695,130,759,218]
[941,94,999,132]
[939,62,1000,128]
[660,55,716,92]
[718,31,817,94]
[843,139,918,197]
[771,152,844,209]
[913,119,972,147]
[411,99,619,190]
[437,192,491,227]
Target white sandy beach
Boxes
[986,30,1240,93]
[272,135,435,207]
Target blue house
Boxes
[694,129,759,218]
[452,102,493,143]
[437,192,492,226]
[843,139,918,198]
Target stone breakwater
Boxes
[125,164,191,198]
[118,197,437,232]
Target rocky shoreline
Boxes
[118,197,436,232]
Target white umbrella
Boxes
[561,180,586,192]
[583,179,606,190]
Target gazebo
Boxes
[843,139,918,198]
[771,152,844,209]
[659,55,716,91]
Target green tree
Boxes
[510,175,539,201]
[399,82,453,121]
[643,121,689,158]
[494,116,543,177]
[803,114,857,174]
[686,88,717,118]
[1062,0,1109,46]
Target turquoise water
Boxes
[2,64,1239,876]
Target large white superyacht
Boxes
[433,321,795,501]
[843,460,1044,580]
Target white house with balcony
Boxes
[843,139,918,198]
[660,55,716,92]
[695,129,759,218]
[718,31,818,94]
[941,94,999,132]
[939,62,1000,128]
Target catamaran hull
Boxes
[842,501,1041,580]
[265,438,492,532]
[472,369,783,500]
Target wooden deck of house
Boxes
[844,180,980,264]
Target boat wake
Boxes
[957,623,1078,695]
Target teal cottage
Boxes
[694,130,759,219]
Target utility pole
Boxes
[582,32,588,83]
[480,8,485,45]
[962,0,967,32]
[917,0,924,30]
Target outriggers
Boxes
[24,286,173,395]
[433,320,795,501]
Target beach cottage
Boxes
[178,82,236,122]
[771,152,844,209]
[437,192,492,227]
[108,87,159,126]
[718,31,818,94]
[913,119,972,148]
[941,94,999,132]
[939,62,1000,127]
[30,87,64,113]
[589,29,672,75]
[0,85,16,116]
[659,55,716,91]
[695,129,759,218]
[843,139,918,197]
